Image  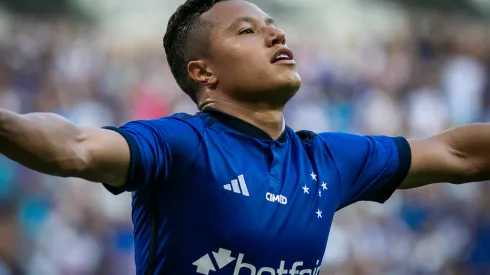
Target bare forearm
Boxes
[0,109,89,177]
[441,124,490,180]
[403,123,490,188]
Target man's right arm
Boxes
[0,109,130,188]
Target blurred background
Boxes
[1,0,490,274]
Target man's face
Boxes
[200,0,302,104]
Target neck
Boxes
[203,101,285,140]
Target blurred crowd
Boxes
[1,9,490,275]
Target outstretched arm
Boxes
[400,124,490,189]
[0,109,130,187]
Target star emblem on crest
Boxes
[310,172,317,181]
[321,182,328,190]
[302,172,326,220]
[302,184,310,194]
[316,209,322,219]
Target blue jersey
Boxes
[103,108,411,275]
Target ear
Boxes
[188,60,218,88]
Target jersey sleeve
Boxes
[319,133,411,210]
[102,117,201,195]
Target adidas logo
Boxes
[193,248,322,275]
[223,175,249,196]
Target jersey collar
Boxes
[202,108,288,143]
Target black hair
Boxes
[163,0,225,103]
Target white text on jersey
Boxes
[193,248,322,275]
[265,193,288,205]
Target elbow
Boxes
[461,163,482,183]
[468,160,490,182]
[54,144,92,178]
[57,159,90,178]
[452,157,489,184]
[445,142,481,183]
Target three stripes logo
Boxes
[223,175,249,196]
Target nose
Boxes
[265,27,286,47]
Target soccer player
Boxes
[1,0,490,274]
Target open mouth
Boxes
[271,48,295,64]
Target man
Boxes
[1,0,490,274]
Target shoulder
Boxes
[292,130,396,157]
[115,112,216,156]
[292,130,356,147]
[165,111,218,129]
[293,130,360,144]
[294,129,318,143]
[121,112,213,135]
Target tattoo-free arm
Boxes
[0,109,130,187]
[400,124,490,189]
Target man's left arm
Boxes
[400,123,490,189]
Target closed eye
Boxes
[238,28,255,35]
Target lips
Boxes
[271,48,295,64]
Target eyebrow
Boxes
[227,16,278,31]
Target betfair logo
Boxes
[193,248,322,275]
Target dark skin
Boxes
[1,0,490,191]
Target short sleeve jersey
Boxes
[104,108,411,275]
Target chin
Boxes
[272,74,301,103]
[242,72,302,103]
[279,72,302,91]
